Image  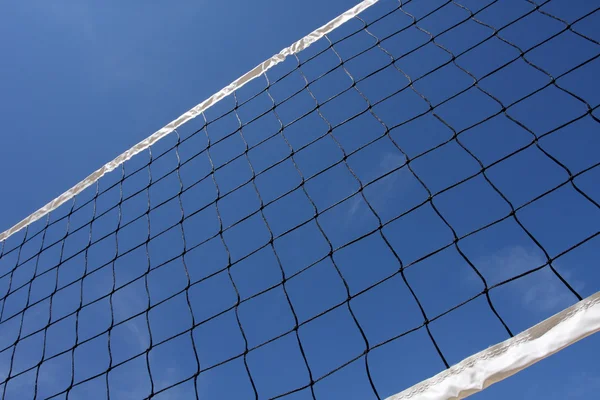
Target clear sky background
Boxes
[0,0,599,399]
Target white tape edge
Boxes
[387,291,600,400]
[0,0,380,243]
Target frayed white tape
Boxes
[387,291,600,400]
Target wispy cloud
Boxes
[521,267,579,313]
[346,151,409,220]
[379,151,405,172]
[110,282,193,398]
[525,370,600,400]
[561,372,600,399]
[347,195,364,219]
[473,245,584,314]
[113,287,150,352]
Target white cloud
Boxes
[113,289,150,352]
[562,372,600,399]
[346,151,410,220]
[473,245,584,314]
[347,194,363,219]
[379,151,405,172]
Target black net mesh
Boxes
[1,0,599,399]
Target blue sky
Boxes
[0,0,599,399]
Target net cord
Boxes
[0,0,380,243]
[387,291,600,400]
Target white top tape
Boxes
[0,0,380,243]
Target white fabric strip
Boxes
[0,0,380,243]
[387,291,600,400]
